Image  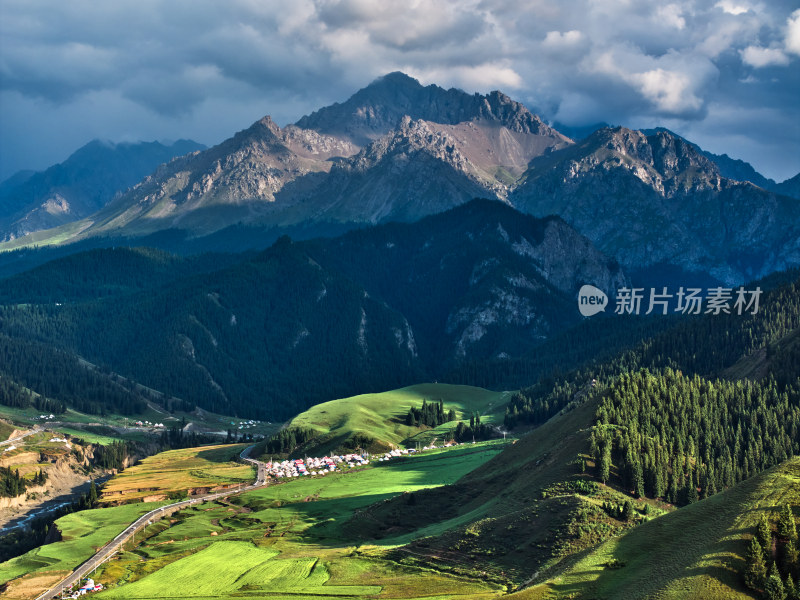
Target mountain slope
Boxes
[773,172,800,199]
[512,126,800,284]
[512,458,800,599]
[260,383,509,457]
[0,74,570,245]
[308,199,626,364]
[0,201,626,419]
[0,139,205,241]
[338,271,800,587]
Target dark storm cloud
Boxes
[0,0,798,181]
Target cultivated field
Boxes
[99,444,254,504]
[3,440,507,599]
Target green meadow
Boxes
[275,383,511,456]
[1,440,507,599]
[0,502,166,585]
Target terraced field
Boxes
[99,444,254,504]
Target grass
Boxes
[511,457,800,599]
[270,383,510,457]
[0,419,16,442]
[100,444,254,504]
[4,440,506,599]
[0,502,165,585]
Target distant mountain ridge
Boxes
[1,73,798,286]
[0,139,206,241]
[512,126,800,284]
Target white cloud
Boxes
[715,0,751,16]
[786,9,800,55]
[631,69,703,113]
[741,45,791,67]
[412,63,523,91]
[657,4,687,30]
[0,0,798,181]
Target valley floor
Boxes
[1,441,510,600]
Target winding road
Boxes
[33,447,267,600]
[0,426,42,447]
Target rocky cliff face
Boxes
[295,72,569,147]
[512,127,800,284]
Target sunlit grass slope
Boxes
[512,456,800,600]
[273,383,510,456]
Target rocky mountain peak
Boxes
[583,126,722,188]
[294,72,567,147]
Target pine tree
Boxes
[778,504,798,541]
[785,574,797,600]
[622,500,635,522]
[745,537,768,591]
[88,479,98,506]
[764,564,786,600]
[784,539,799,578]
[759,513,774,558]
[599,441,611,484]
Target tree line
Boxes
[589,368,799,506]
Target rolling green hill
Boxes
[512,457,800,599]
[262,383,511,457]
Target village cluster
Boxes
[265,448,416,479]
[132,420,165,428]
[231,419,261,430]
[62,578,103,598]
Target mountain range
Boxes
[1,72,798,288]
[0,139,205,242]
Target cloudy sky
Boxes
[1,0,799,182]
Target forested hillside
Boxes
[344,270,800,589]
[0,200,631,420]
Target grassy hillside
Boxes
[259,383,510,457]
[337,396,674,586]
[512,457,800,599]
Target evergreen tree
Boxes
[759,513,774,558]
[784,539,799,578]
[88,479,98,506]
[765,564,786,600]
[622,500,635,522]
[746,537,768,591]
[785,574,797,600]
[599,441,611,484]
[778,504,798,541]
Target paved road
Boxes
[34,447,267,600]
[1,426,42,447]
